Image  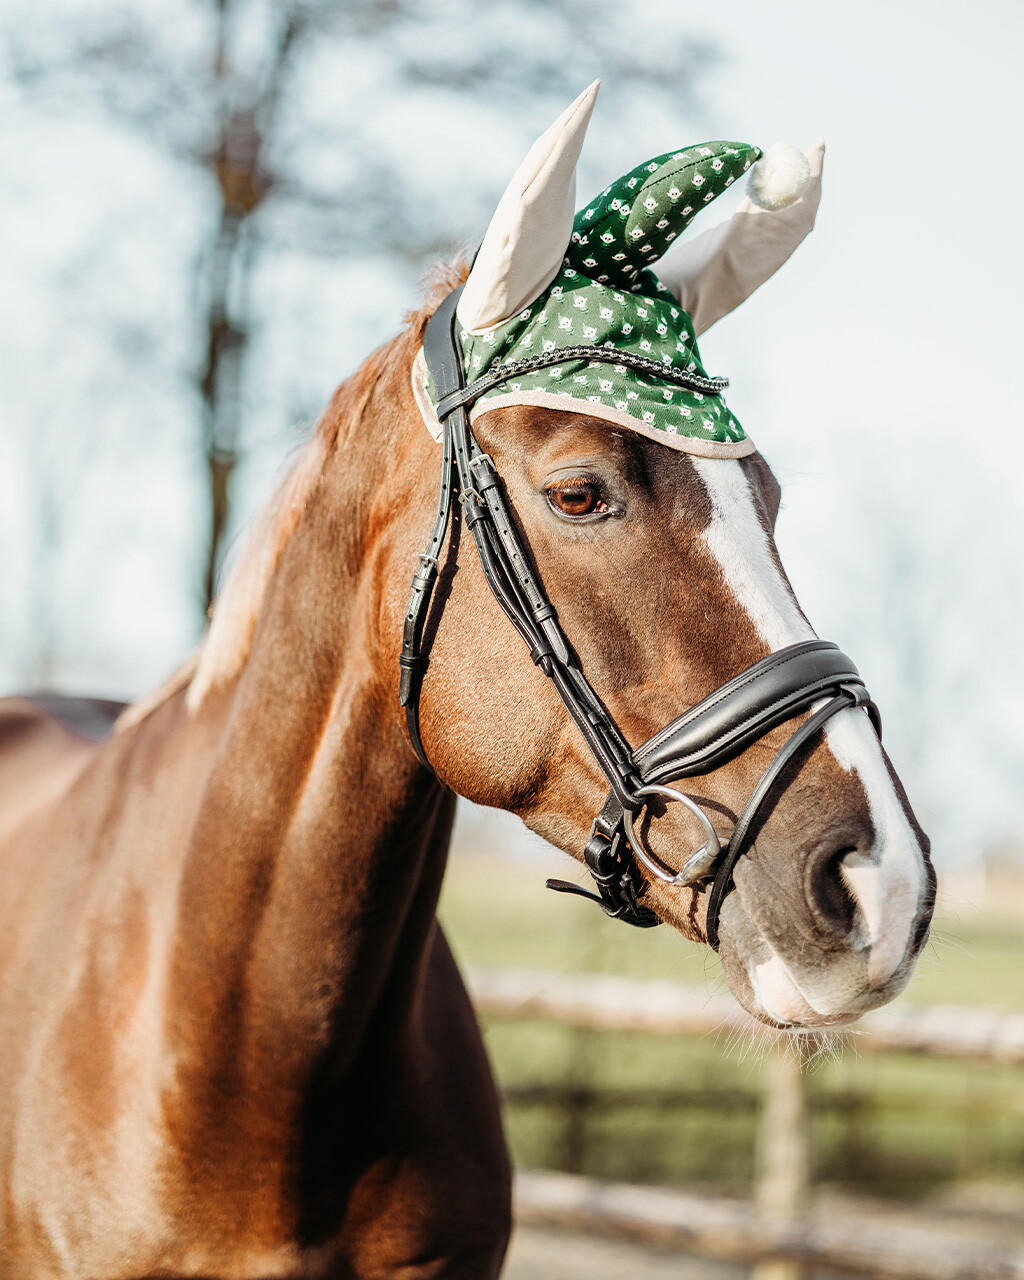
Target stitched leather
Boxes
[634,641,863,782]
[589,654,876,946]
[403,285,881,943]
[398,289,464,765]
[703,691,865,949]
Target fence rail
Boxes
[468,966,1024,1063]
[469,968,1024,1279]
[514,1170,1024,1280]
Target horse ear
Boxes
[457,81,599,334]
[656,142,824,336]
[566,140,761,292]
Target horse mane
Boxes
[116,259,469,732]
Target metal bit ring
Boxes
[622,784,722,887]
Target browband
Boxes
[434,344,728,421]
[401,286,880,948]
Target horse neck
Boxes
[166,328,449,1098]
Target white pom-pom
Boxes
[748,143,811,211]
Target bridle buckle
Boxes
[583,819,622,884]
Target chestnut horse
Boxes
[0,95,933,1279]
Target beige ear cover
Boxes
[656,141,824,336]
[456,81,600,334]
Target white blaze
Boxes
[692,456,814,650]
[691,458,926,1005]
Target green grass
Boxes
[439,847,1024,1199]
[905,918,1024,1010]
[440,846,1024,1009]
[440,846,727,983]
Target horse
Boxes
[0,83,934,1278]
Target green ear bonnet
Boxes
[426,140,761,458]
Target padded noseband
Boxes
[400,287,880,948]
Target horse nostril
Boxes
[806,842,861,939]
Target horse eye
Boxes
[545,479,609,518]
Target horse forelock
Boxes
[405,256,472,340]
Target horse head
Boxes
[395,82,935,1030]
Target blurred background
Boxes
[1,1,1021,1275]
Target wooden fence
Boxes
[512,1169,1024,1280]
[468,967,1024,1063]
[468,968,1024,1280]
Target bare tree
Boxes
[4,0,717,620]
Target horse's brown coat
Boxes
[0,273,931,1277]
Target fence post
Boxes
[752,1043,810,1280]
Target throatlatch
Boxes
[399,287,880,948]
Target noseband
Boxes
[400,286,880,948]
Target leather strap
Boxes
[398,421,456,766]
[404,289,654,924]
[583,647,877,946]
[402,286,882,943]
[703,688,871,948]
[635,641,874,783]
[435,344,728,421]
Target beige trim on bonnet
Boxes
[409,346,756,459]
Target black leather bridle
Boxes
[399,286,880,948]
